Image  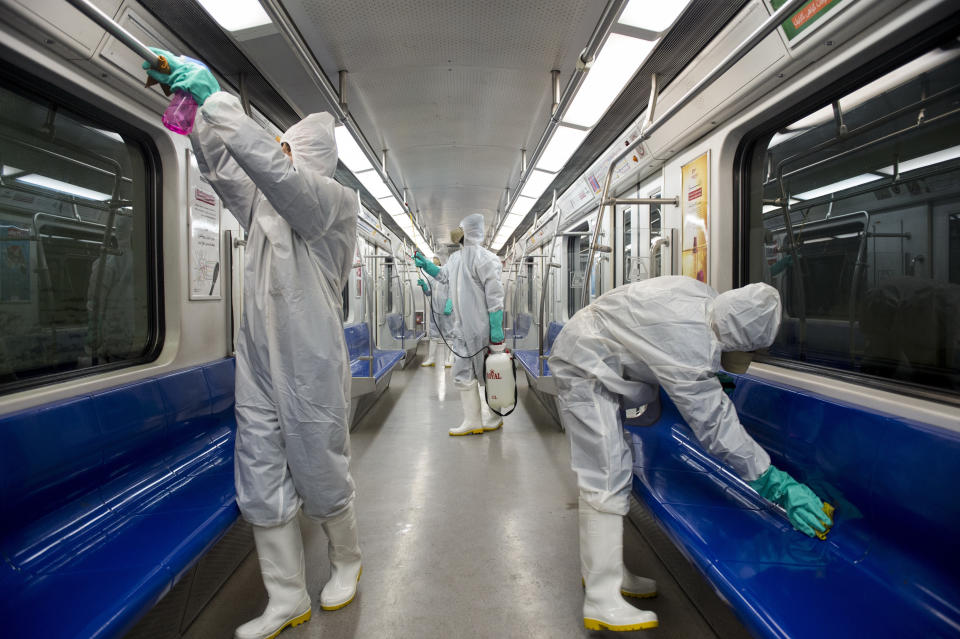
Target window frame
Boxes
[0,65,165,396]
[733,24,960,407]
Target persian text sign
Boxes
[772,0,844,41]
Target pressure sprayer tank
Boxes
[484,343,516,414]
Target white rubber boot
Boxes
[445,347,454,368]
[621,568,658,599]
[320,502,362,610]
[235,519,311,639]
[421,340,437,367]
[450,380,484,436]
[478,384,503,432]
[580,498,658,632]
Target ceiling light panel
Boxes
[618,0,691,32]
[520,169,556,200]
[535,126,589,173]
[356,170,391,199]
[334,126,374,173]
[196,0,272,31]
[563,34,657,128]
[16,174,111,201]
[509,196,537,217]
[378,196,405,217]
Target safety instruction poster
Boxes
[770,0,845,43]
[187,150,222,300]
[681,152,709,283]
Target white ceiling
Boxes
[273,0,606,243]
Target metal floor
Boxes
[182,346,746,639]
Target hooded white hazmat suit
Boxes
[190,92,358,526]
[549,277,779,516]
[431,214,504,388]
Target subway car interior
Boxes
[0,0,958,637]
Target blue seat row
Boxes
[0,359,239,639]
[344,322,404,382]
[515,321,564,378]
[628,376,960,639]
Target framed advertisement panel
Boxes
[681,151,709,283]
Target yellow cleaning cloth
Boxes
[816,502,836,540]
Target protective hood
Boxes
[460,213,485,246]
[281,112,338,178]
[712,283,781,352]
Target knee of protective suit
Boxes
[579,488,631,517]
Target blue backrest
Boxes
[545,322,565,352]
[343,323,371,361]
[733,376,960,571]
[513,313,532,339]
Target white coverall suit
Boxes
[190,93,357,526]
[550,276,777,516]
[548,277,781,632]
[432,214,504,388]
[423,258,457,366]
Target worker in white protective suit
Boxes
[418,256,455,367]
[145,50,362,639]
[415,214,505,435]
[549,277,833,633]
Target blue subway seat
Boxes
[344,323,403,382]
[0,359,239,639]
[386,313,424,343]
[515,321,564,378]
[627,377,960,639]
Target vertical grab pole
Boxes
[581,163,615,309]
[538,190,560,376]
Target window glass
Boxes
[567,221,590,317]
[526,259,534,313]
[0,78,156,390]
[744,46,960,394]
[622,206,633,283]
[649,195,662,279]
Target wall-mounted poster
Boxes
[187,150,222,300]
[681,152,709,283]
[0,225,31,303]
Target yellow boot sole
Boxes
[264,608,312,639]
[321,566,362,611]
[449,427,484,436]
[583,617,658,631]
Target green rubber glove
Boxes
[414,251,440,277]
[142,47,220,105]
[489,309,504,344]
[749,465,832,538]
[417,278,431,295]
[443,299,453,315]
[717,371,737,397]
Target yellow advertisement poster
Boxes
[681,152,709,282]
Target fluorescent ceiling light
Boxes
[792,174,881,201]
[520,169,555,200]
[355,170,391,199]
[563,34,656,128]
[196,0,272,31]
[876,144,960,175]
[16,174,111,201]
[535,125,589,173]
[378,196,405,217]
[618,0,691,32]
[2,165,22,176]
[334,126,374,173]
[509,196,537,217]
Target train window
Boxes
[650,195,662,279]
[342,284,349,321]
[742,44,960,396]
[622,206,633,283]
[526,259,535,313]
[0,76,158,392]
[566,221,590,317]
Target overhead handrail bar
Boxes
[64,0,162,67]
[579,0,810,307]
[538,190,561,376]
